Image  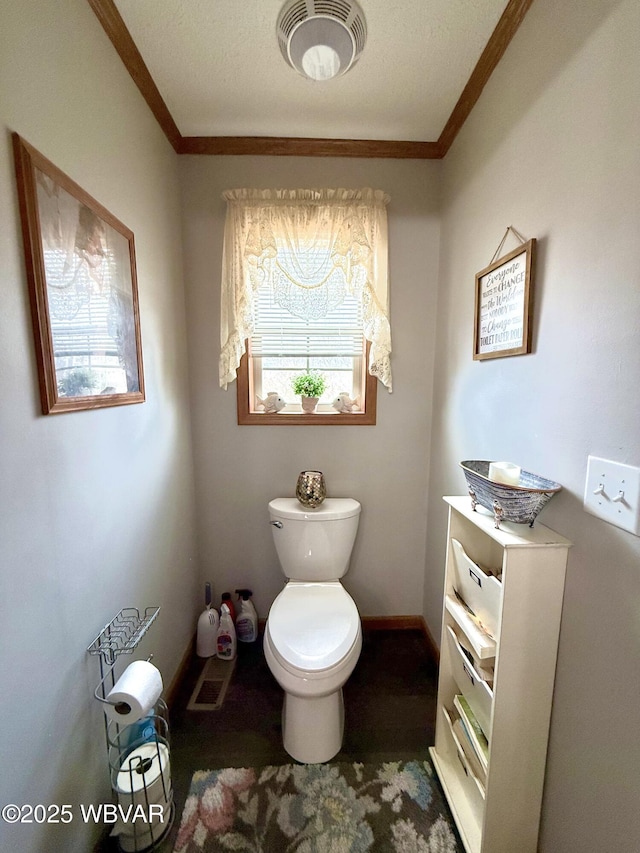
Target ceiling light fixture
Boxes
[277,0,367,82]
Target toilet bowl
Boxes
[264,498,362,763]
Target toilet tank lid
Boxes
[269,497,361,521]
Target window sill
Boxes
[237,410,376,426]
[236,349,377,425]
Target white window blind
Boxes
[251,285,364,358]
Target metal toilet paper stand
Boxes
[87,607,174,852]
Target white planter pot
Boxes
[301,396,319,413]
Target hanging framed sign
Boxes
[473,233,536,361]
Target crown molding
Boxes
[87,0,182,152]
[178,136,443,158]
[438,0,536,156]
[88,0,534,160]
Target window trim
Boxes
[236,340,377,425]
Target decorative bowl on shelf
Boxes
[460,460,562,528]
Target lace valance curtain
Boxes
[36,170,129,305]
[219,188,392,391]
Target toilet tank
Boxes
[269,498,361,581]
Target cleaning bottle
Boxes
[216,603,237,660]
[196,583,219,657]
[220,592,236,623]
[235,589,258,643]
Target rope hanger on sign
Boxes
[489,225,528,264]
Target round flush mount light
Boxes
[277,0,367,81]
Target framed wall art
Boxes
[13,134,145,414]
[473,236,536,361]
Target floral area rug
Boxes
[174,760,463,852]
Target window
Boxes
[220,189,392,424]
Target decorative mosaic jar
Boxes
[296,471,327,508]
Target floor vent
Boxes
[187,657,236,711]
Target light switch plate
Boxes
[583,455,640,535]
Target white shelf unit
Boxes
[430,496,571,853]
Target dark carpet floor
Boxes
[99,627,439,852]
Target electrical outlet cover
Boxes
[583,455,640,536]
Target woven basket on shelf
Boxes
[460,460,561,528]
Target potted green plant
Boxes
[291,371,326,413]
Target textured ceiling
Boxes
[113,0,511,142]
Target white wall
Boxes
[4,0,637,849]
[0,1,198,850]
[180,156,441,618]
[425,0,640,850]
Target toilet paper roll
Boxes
[115,741,171,805]
[105,661,163,726]
[110,794,171,852]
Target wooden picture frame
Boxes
[473,238,536,360]
[13,134,145,414]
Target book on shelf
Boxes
[452,717,487,788]
[454,694,489,770]
[445,593,497,659]
[454,627,495,686]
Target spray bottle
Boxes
[235,589,258,643]
[216,603,237,660]
[220,592,237,623]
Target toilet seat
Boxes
[267,582,360,674]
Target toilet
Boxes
[263,497,362,764]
